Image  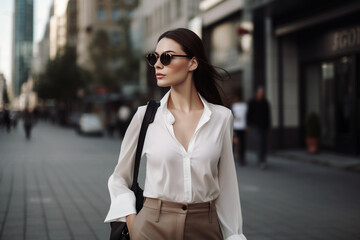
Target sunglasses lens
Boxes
[160,52,171,66]
[147,54,157,66]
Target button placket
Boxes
[183,154,192,202]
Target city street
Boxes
[0,121,359,240]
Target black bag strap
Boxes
[131,99,160,191]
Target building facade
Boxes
[136,0,248,102]
[77,0,138,93]
[12,0,34,97]
[49,0,70,59]
[250,0,360,155]
[201,0,251,105]
[66,0,78,50]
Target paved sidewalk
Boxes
[272,150,360,172]
[1,122,360,240]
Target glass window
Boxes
[112,8,121,21]
[97,7,106,21]
[112,32,120,44]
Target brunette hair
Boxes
[158,28,227,106]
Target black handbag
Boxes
[109,99,160,240]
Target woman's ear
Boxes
[189,57,198,72]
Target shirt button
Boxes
[182,205,187,211]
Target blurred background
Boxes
[1,0,360,155]
[0,0,360,239]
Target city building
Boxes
[66,0,77,51]
[49,0,70,59]
[201,0,251,104]
[32,19,50,76]
[77,0,138,93]
[249,0,360,155]
[12,0,34,97]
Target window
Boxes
[97,7,106,21]
[112,8,121,21]
[111,32,120,44]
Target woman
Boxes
[104,28,247,240]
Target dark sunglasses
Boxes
[146,52,192,67]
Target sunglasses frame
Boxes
[146,52,192,67]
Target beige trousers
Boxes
[130,197,223,240]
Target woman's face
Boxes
[154,37,197,87]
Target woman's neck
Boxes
[168,80,203,113]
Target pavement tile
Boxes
[1,122,360,240]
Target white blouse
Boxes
[104,90,247,240]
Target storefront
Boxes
[251,0,360,155]
[299,24,360,154]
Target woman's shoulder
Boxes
[208,103,232,121]
[135,104,147,120]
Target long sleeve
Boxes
[215,111,247,240]
[104,107,143,223]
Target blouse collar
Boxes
[159,89,212,125]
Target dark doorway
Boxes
[302,55,359,155]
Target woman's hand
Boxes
[126,214,137,236]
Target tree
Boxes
[35,47,91,101]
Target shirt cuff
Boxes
[104,192,136,223]
[225,234,247,240]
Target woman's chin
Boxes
[157,80,171,87]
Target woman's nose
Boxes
[154,57,163,69]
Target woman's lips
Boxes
[156,73,165,79]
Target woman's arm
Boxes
[215,110,247,240]
[104,106,146,223]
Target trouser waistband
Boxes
[143,197,216,223]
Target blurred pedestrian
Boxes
[23,108,33,139]
[231,91,248,166]
[106,109,117,137]
[3,105,11,133]
[117,104,131,139]
[105,28,246,240]
[246,86,271,169]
